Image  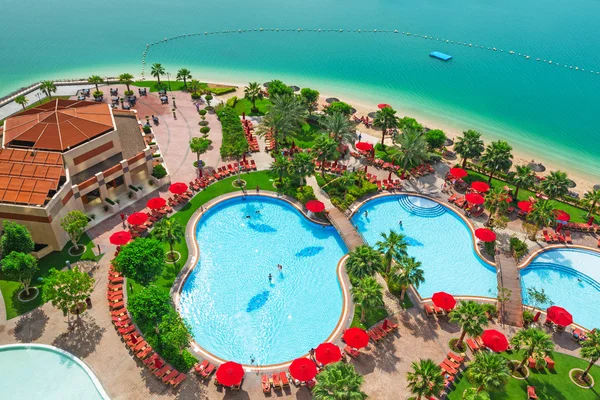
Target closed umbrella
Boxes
[449,168,468,179]
[110,231,131,245]
[169,182,188,195]
[481,329,509,352]
[343,327,370,349]
[546,306,573,327]
[465,193,485,205]
[147,197,167,210]
[289,358,317,382]
[471,181,490,193]
[475,228,496,242]
[127,212,148,226]
[315,343,342,365]
[216,362,244,387]
[431,292,456,311]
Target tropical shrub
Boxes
[509,236,528,260]
[226,96,238,108]
[152,164,167,179]
[217,106,249,158]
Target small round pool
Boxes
[352,194,498,298]
[0,344,108,399]
[179,197,348,366]
[521,248,600,328]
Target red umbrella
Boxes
[315,343,342,365]
[481,329,509,352]
[147,197,167,210]
[553,210,571,222]
[289,358,317,382]
[109,231,131,245]
[449,167,468,179]
[377,103,391,109]
[169,182,188,195]
[127,212,148,226]
[547,306,573,327]
[471,181,490,193]
[216,362,245,387]
[355,142,374,152]
[343,327,370,349]
[306,200,325,213]
[518,201,533,212]
[465,193,485,205]
[475,228,496,242]
[431,292,456,311]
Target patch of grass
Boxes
[290,123,324,148]
[447,351,600,400]
[350,306,388,330]
[0,234,101,319]
[132,80,186,92]
[232,98,273,116]
[1,96,71,126]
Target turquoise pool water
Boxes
[0,344,108,399]
[521,248,600,329]
[2,0,600,180]
[179,197,347,365]
[353,195,497,299]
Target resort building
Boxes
[0,99,165,253]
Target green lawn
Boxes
[132,81,236,95]
[0,234,101,319]
[233,98,273,116]
[290,123,325,149]
[350,306,388,330]
[448,351,600,400]
[464,170,598,224]
[1,96,71,127]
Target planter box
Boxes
[103,201,119,213]
[133,190,144,200]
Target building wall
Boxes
[62,130,123,176]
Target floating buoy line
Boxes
[139,28,598,78]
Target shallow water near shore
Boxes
[2,0,600,179]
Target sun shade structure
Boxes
[288,358,317,382]
[355,142,374,152]
[475,228,496,242]
[305,200,325,213]
[215,362,244,387]
[449,167,468,179]
[377,103,391,109]
[109,231,131,245]
[146,197,166,210]
[431,291,456,311]
[481,329,509,352]
[553,210,571,221]
[127,212,148,226]
[169,182,188,195]
[546,306,573,327]
[315,343,342,365]
[518,201,533,212]
[343,328,370,349]
[465,193,485,205]
[470,181,490,192]
[3,99,114,152]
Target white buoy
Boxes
[549,60,552,64]
[394,30,398,33]
[339,29,343,32]
[260,28,263,31]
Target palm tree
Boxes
[390,256,425,302]
[40,81,57,100]
[88,75,103,93]
[337,171,356,200]
[375,230,408,274]
[352,276,384,322]
[449,301,489,349]
[312,362,367,400]
[152,218,184,261]
[580,329,600,379]
[189,137,212,176]
[462,387,491,400]
[454,130,485,168]
[526,199,556,240]
[466,352,510,392]
[511,165,535,200]
[480,141,513,183]
[581,190,600,218]
[119,73,135,92]
[15,95,28,109]
[373,107,399,145]
[484,187,510,226]
[392,130,428,170]
[289,152,314,186]
[406,359,445,400]
[188,79,201,95]
[540,170,570,199]
[345,245,384,279]
[176,68,192,89]
[269,155,291,185]
[244,82,263,113]
[321,112,356,146]
[256,93,306,149]
[510,327,554,371]
[151,63,165,85]
[312,135,338,176]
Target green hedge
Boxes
[217,106,249,158]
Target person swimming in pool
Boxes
[277,264,282,271]
[268,273,273,282]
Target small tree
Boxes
[128,285,172,333]
[60,210,89,251]
[157,312,191,352]
[189,137,212,176]
[425,129,447,150]
[289,152,315,186]
[244,82,263,113]
[351,276,384,322]
[119,73,135,92]
[269,155,291,186]
[391,256,425,302]
[1,252,38,296]
[326,101,353,116]
[1,221,34,257]
[526,287,552,309]
[40,80,57,99]
[87,75,104,93]
[449,301,489,349]
[43,266,94,326]
[580,329,600,380]
[466,351,510,392]
[375,230,408,274]
[406,359,445,400]
[510,327,554,371]
[204,93,213,107]
[300,88,319,115]
[113,238,165,286]
[313,362,367,400]
[266,79,293,98]
[152,218,184,262]
[462,387,491,400]
[345,245,384,279]
[311,135,338,176]
[15,95,29,110]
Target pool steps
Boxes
[397,195,447,218]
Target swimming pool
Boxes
[521,248,600,329]
[0,344,108,399]
[179,197,348,365]
[352,195,498,299]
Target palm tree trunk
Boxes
[458,329,467,348]
[72,238,80,251]
[252,98,257,112]
[514,186,520,200]
[169,242,174,259]
[488,169,495,183]
[400,288,406,302]
[518,356,528,371]
[360,306,365,322]
[380,131,386,145]
[21,104,25,110]
[126,83,131,92]
[321,163,326,177]
[582,359,596,379]
[586,201,597,218]
[183,78,187,89]
[157,76,161,85]
[462,158,468,168]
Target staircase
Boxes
[397,195,446,218]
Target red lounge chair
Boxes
[200,363,215,379]
[367,329,381,342]
[114,318,131,328]
[280,372,290,387]
[118,324,135,335]
[150,358,165,372]
[194,360,209,374]
[544,356,555,369]
[528,357,536,368]
[466,339,479,352]
[111,301,125,310]
[527,386,538,399]
[107,283,123,290]
[137,346,153,359]
[447,352,464,364]
[533,311,541,323]
[262,375,271,393]
[443,358,461,370]
[542,230,553,243]
[154,365,171,378]
[448,193,459,203]
[143,353,158,366]
[170,373,186,388]
[439,362,457,376]
[271,373,281,389]
[565,230,573,244]
[162,369,179,383]
[386,319,399,330]
[109,276,124,284]
[424,304,435,317]
[344,345,360,358]
[434,306,445,316]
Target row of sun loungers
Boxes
[241,120,260,152]
[261,372,291,393]
[366,319,399,343]
[193,360,244,390]
[424,303,447,317]
[107,264,186,389]
[315,161,348,175]
[542,229,572,244]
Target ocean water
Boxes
[2,0,600,179]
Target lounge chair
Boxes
[434,306,445,316]
[527,386,538,399]
[528,357,537,368]
[194,360,209,374]
[544,356,555,369]
[200,363,215,379]
[466,338,479,353]
[448,193,459,203]
[154,365,171,378]
[137,346,153,360]
[170,373,186,388]
[367,329,381,342]
[118,324,135,335]
[565,230,573,244]
[542,230,553,243]
[162,370,179,384]
[271,373,281,390]
[280,372,290,387]
[447,352,464,364]
[344,345,360,358]
[424,304,435,317]
[373,325,387,338]
[385,319,399,330]
[439,362,458,376]
[532,311,541,324]
[443,358,461,370]
[262,375,271,393]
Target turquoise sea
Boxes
[2,0,599,180]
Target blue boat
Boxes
[430,51,452,61]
